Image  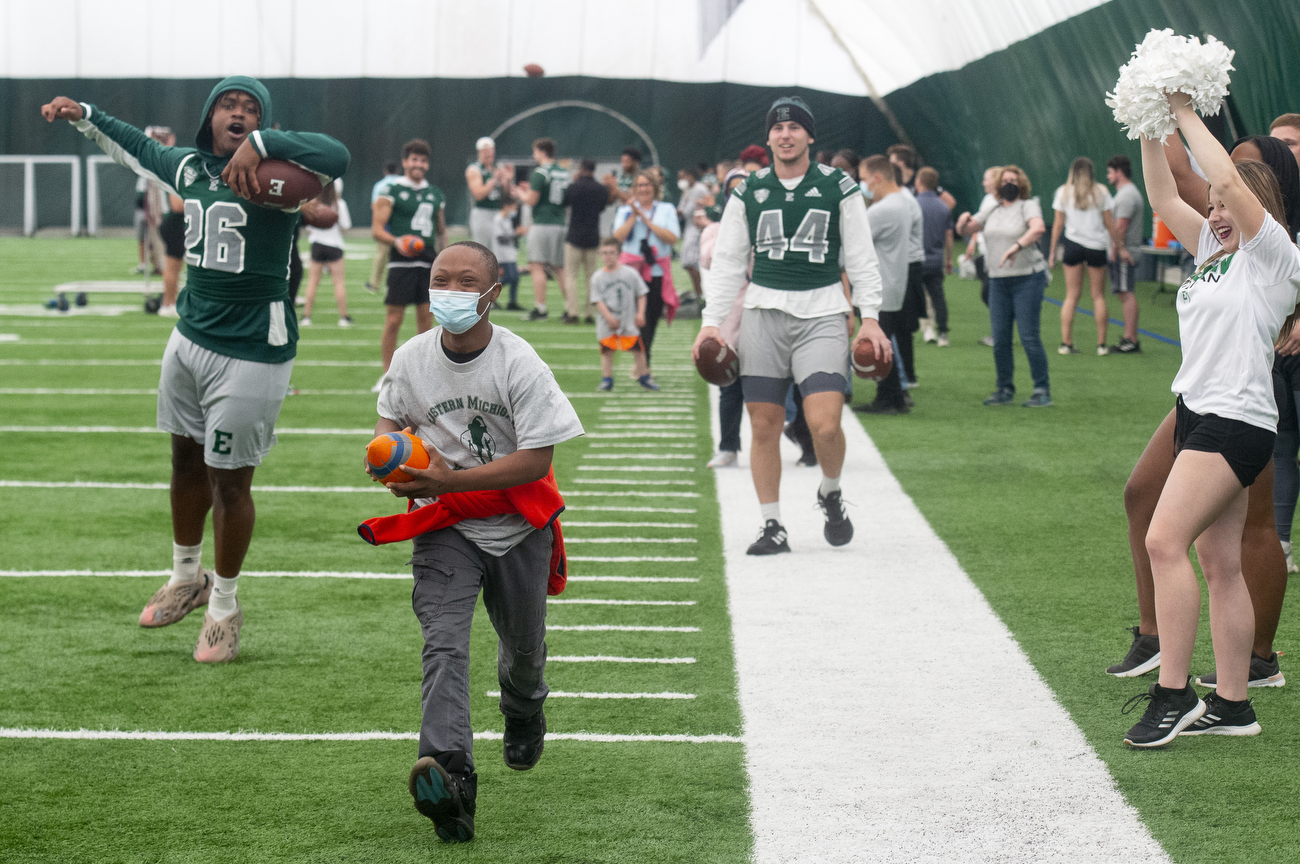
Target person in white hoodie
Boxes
[301,178,353,327]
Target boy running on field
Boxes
[41,77,350,662]
[592,237,652,391]
[368,242,583,843]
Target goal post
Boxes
[0,155,81,236]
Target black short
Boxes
[310,243,344,263]
[1062,237,1107,268]
[159,212,186,260]
[385,263,431,307]
[1174,397,1275,487]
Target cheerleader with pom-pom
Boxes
[1123,92,1300,748]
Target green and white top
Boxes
[470,161,502,210]
[378,177,446,241]
[529,162,571,226]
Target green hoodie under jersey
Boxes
[71,75,351,363]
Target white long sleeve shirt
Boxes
[702,183,882,328]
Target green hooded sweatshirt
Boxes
[71,76,351,363]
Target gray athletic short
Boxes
[469,208,496,250]
[156,329,293,470]
[738,307,850,404]
[1109,257,1137,294]
[528,224,566,266]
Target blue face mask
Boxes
[429,284,497,334]
[860,180,874,200]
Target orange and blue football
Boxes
[366,431,430,484]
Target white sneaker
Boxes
[300,316,312,327]
[338,315,354,328]
[1097,344,1108,356]
[707,451,738,469]
[922,326,936,344]
[370,373,387,393]
[981,335,995,347]
[158,304,179,319]
[1284,540,1298,574]
[294,295,306,307]
[936,333,949,347]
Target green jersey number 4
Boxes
[183,199,248,273]
[754,208,831,263]
[411,202,435,237]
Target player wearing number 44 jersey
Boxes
[41,76,350,662]
[694,96,889,554]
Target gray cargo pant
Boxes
[411,526,551,770]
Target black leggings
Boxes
[641,276,664,366]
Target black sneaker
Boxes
[1106,626,1161,677]
[75,292,88,307]
[1109,338,1142,354]
[525,308,549,321]
[795,449,818,467]
[1195,652,1285,689]
[583,316,595,325]
[746,520,790,556]
[506,302,524,311]
[561,314,581,325]
[853,400,908,415]
[1022,389,1053,408]
[817,490,853,546]
[1122,680,1205,748]
[409,756,477,843]
[1180,692,1261,737]
[503,709,546,771]
[982,388,1015,406]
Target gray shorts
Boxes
[738,307,850,404]
[469,208,496,250]
[528,224,566,266]
[156,329,293,469]
[1109,258,1137,293]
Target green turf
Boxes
[0,236,750,863]
[853,262,1300,864]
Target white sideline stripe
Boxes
[0,426,372,435]
[711,390,1173,864]
[547,598,695,605]
[0,727,734,743]
[565,537,697,544]
[564,522,698,528]
[548,655,696,664]
[582,454,696,460]
[486,691,696,700]
[572,479,696,486]
[567,576,698,583]
[577,466,694,472]
[566,556,697,563]
[566,506,696,513]
[548,625,700,632]
[0,480,386,493]
[561,491,701,499]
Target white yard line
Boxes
[547,655,696,664]
[564,522,698,528]
[582,454,697,460]
[565,538,697,544]
[567,576,699,583]
[560,491,701,499]
[0,359,385,367]
[0,727,735,743]
[546,598,695,605]
[711,390,1172,864]
[0,480,385,493]
[577,466,694,472]
[486,690,696,700]
[571,479,695,485]
[0,426,372,435]
[566,556,698,563]
[587,442,697,448]
[548,625,700,632]
[586,432,695,439]
[565,506,697,513]
[0,569,410,579]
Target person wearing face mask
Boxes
[367,241,584,841]
[1118,93,1300,747]
[956,165,1051,407]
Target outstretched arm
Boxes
[1171,93,1265,244]
[42,97,184,194]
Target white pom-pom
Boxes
[1105,29,1235,141]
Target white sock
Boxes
[760,502,781,524]
[819,475,841,496]
[536,303,548,314]
[169,542,202,585]
[209,574,238,621]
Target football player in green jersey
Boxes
[466,135,511,248]
[694,96,890,555]
[373,139,448,391]
[42,76,350,661]
[517,138,570,321]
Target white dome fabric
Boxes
[3,0,1107,96]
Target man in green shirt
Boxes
[466,135,509,248]
[517,138,570,321]
[42,76,350,662]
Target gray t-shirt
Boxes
[900,187,926,264]
[591,265,649,340]
[975,197,1047,278]
[377,325,584,556]
[1111,182,1145,254]
[866,191,920,312]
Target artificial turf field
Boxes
[0,234,1297,863]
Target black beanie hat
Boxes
[766,96,815,140]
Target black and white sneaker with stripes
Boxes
[1180,692,1261,737]
[746,520,790,556]
[817,490,854,546]
[1122,680,1205,748]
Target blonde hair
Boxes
[633,170,662,200]
[1228,160,1294,346]
[995,165,1032,201]
[1067,157,1099,209]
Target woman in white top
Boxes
[302,178,353,327]
[612,171,680,375]
[1123,92,1300,748]
[1048,158,1121,355]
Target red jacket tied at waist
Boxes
[358,467,568,595]
[618,250,680,323]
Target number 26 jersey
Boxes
[734,163,859,291]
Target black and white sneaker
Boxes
[525,308,549,321]
[1180,692,1261,737]
[1195,652,1285,689]
[817,490,853,546]
[1122,680,1205,748]
[1109,337,1141,354]
[409,755,477,843]
[1106,626,1161,677]
[746,520,790,556]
